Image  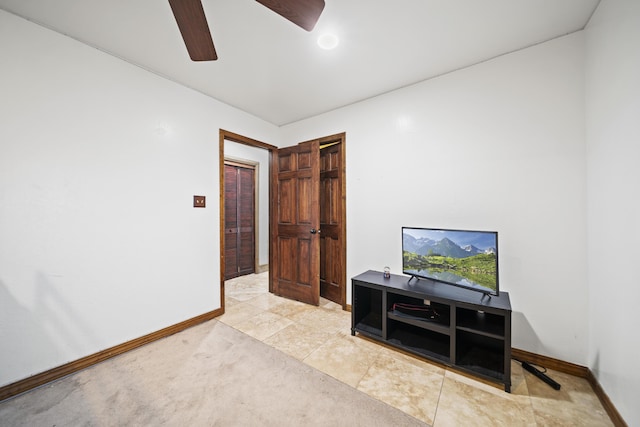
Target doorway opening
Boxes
[219,130,347,311]
[220,130,275,311]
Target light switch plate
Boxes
[194,195,206,208]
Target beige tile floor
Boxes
[219,272,613,426]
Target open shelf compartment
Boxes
[387,293,451,327]
[456,307,505,338]
[352,284,383,337]
[387,319,450,363]
[455,330,505,381]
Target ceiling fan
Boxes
[168,0,326,61]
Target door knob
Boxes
[310,228,320,234]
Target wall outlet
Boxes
[193,195,206,208]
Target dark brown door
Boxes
[319,141,344,305]
[271,140,320,305]
[224,162,255,280]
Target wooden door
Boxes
[319,141,344,305]
[271,140,320,305]
[224,163,255,280]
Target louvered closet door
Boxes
[224,163,255,280]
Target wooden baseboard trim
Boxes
[585,369,628,427]
[512,348,627,427]
[512,348,588,377]
[0,308,223,402]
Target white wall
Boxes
[0,10,278,387]
[224,141,270,268]
[585,0,640,424]
[282,34,589,365]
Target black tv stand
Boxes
[352,270,512,392]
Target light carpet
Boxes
[0,320,427,426]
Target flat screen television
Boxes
[402,227,499,296]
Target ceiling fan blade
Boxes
[256,0,325,32]
[168,0,217,61]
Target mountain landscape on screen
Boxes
[402,228,498,294]
[403,234,496,258]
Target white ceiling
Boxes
[0,0,600,126]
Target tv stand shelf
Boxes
[352,270,512,392]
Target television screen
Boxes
[402,227,499,296]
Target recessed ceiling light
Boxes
[317,33,339,50]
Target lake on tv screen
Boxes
[407,268,495,293]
